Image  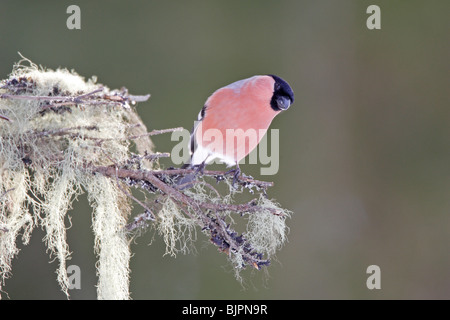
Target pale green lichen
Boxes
[157,198,198,256]
[246,195,291,257]
[0,56,151,299]
[178,178,291,281]
[85,174,131,300]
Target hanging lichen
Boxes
[0,56,291,300]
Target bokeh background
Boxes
[1,0,449,299]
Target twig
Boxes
[75,87,104,101]
[112,166,156,221]
[211,211,269,269]
[1,87,151,110]
[198,198,283,216]
[154,168,274,189]
[0,188,15,199]
[125,127,184,141]
[90,165,280,216]
[0,114,12,122]
[1,93,72,101]
[131,152,170,161]
[33,123,180,145]
[33,125,99,137]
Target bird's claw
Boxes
[225,166,241,187]
[193,161,206,175]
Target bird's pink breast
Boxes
[196,76,279,163]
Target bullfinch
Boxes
[181,74,294,183]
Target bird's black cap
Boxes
[269,75,294,111]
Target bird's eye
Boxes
[276,96,291,110]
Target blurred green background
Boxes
[1,0,449,299]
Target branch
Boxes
[90,165,279,269]
[0,114,12,122]
[125,127,184,140]
[0,188,15,199]
[1,86,151,111]
[90,165,277,214]
[0,62,291,300]
[155,168,274,189]
[1,70,285,277]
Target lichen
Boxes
[0,56,292,299]
[0,56,151,299]
[157,198,197,256]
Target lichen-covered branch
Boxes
[0,57,290,300]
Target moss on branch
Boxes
[0,56,290,300]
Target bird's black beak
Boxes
[277,96,291,110]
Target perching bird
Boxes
[179,74,294,186]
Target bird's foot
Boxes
[225,165,241,187]
[192,161,206,175]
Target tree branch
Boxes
[1,70,285,277]
[154,168,274,189]
[89,164,279,269]
[0,86,151,110]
